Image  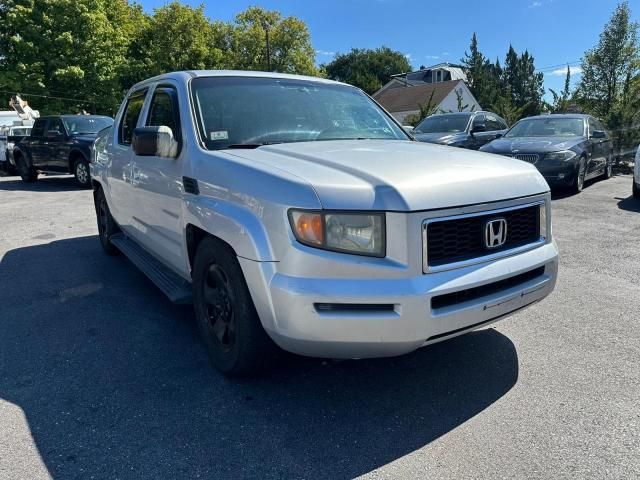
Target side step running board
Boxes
[110,233,193,304]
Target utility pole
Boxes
[262,20,272,71]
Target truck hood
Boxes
[482,136,585,154]
[226,140,549,211]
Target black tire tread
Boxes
[193,237,279,377]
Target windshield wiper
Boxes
[226,141,284,149]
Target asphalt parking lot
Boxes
[0,172,638,480]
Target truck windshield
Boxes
[62,116,114,135]
[191,76,409,149]
[413,114,472,134]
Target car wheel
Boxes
[603,154,613,179]
[633,181,640,199]
[16,155,38,183]
[74,158,91,187]
[572,156,587,194]
[94,187,120,255]
[192,237,280,377]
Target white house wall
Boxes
[438,84,481,113]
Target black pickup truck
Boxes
[13,115,113,186]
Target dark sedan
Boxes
[412,111,508,150]
[480,114,613,193]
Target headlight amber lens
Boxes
[289,210,385,257]
[539,203,549,240]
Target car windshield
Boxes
[62,116,114,135]
[413,114,471,134]
[191,76,408,149]
[505,117,585,138]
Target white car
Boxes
[91,71,559,376]
[634,145,640,198]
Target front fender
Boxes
[184,196,276,262]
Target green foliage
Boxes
[228,7,318,75]
[576,2,639,157]
[404,90,440,126]
[0,0,141,114]
[461,34,544,121]
[323,47,412,94]
[548,65,572,113]
[0,1,318,115]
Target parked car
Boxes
[634,145,639,199]
[13,114,114,186]
[480,114,613,193]
[412,111,508,150]
[90,71,558,376]
[0,125,31,174]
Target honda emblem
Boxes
[485,218,508,249]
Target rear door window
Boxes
[119,90,147,145]
[485,114,502,131]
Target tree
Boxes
[501,46,544,115]
[0,0,142,115]
[123,2,226,87]
[549,65,572,113]
[577,2,639,119]
[404,91,440,126]
[323,47,411,94]
[226,7,317,75]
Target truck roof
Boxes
[128,70,351,92]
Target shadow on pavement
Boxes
[0,236,519,479]
[0,174,84,192]
[616,195,640,213]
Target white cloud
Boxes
[550,66,583,76]
[425,55,440,59]
[316,49,335,57]
[441,52,450,56]
[405,53,413,62]
[529,1,542,7]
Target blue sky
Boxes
[139,0,640,101]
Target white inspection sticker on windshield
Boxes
[210,130,229,141]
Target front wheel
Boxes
[603,154,613,179]
[572,157,587,194]
[94,188,120,255]
[74,158,91,187]
[16,155,38,183]
[192,237,280,377]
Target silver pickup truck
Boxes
[90,71,558,376]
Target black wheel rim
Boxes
[98,197,108,239]
[76,162,89,184]
[578,160,585,190]
[203,264,236,351]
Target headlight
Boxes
[289,210,385,257]
[544,150,577,161]
[539,203,551,241]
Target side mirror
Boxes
[590,130,606,139]
[471,123,487,134]
[46,130,64,140]
[132,126,179,158]
[495,132,504,138]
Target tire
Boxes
[73,157,91,188]
[633,181,640,199]
[192,237,279,377]
[15,155,38,183]
[94,187,120,255]
[603,154,613,179]
[572,156,587,194]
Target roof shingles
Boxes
[373,80,461,113]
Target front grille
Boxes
[505,153,540,164]
[431,266,545,310]
[426,205,541,267]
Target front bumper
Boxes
[240,240,558,359]
[536,161,577,186]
